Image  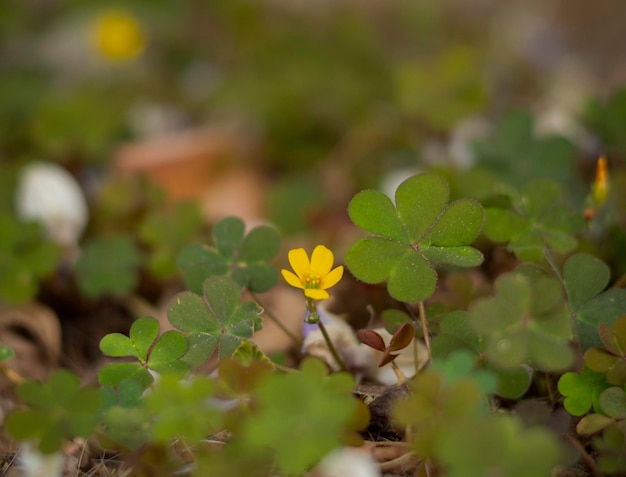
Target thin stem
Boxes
[391,360,407,385]
[543,248,564,285]
[316,319,349,373]
[565,433,604,477]
[249,291,300,347]
[0,363,24,384]
[417,301,430,353]
[378,451,418,472]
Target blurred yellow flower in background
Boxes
[282,245,343,300]
[91,9,145,62]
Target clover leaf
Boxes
[563,253,626,352]
[177,216,280,293]
[468,266,573,371]
[346,173,484,302]
[593,425,626,474]
[483,180,584,262]
[6,369,102,453]
[99,316,189,389]
[557,365,610,416]
[584,316,626,386]
[471,110,579,190]
[241,358,363,475]
[436,414,564,477]
[167,275,263,368]
[431,310,531,398]
[139,201,204,279]
[0,213,59,303]
[393,368,488,459]
[146,374,221,445]
[75,235,142,297]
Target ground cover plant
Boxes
[5,2,626,476]
[4,145,626,476]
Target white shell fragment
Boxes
[15,162,88,249]
[313,446,381,477]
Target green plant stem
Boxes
[417,301,430,353]
[316,319,349,373]
[390,361,407,385]
[249,291,300,347]
[543,248,564,284]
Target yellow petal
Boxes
[310,245,334,276]
[288,248,310,280]
[305,288,330,300]
[321,265,343,290]
[281,269,304,289]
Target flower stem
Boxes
[306,299,349,372]
[390,360,407,385]
[316,319,349,373]
[417,301,430,353]
[250,291,300,347]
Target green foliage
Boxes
[6,370,102,453]
[177,216,280,294]
[99,317,189,389]
[393,368,488,459]
[167,275,263,368]
[75,235,143,297]
[0,213,59,303]
[584,316,626,386]
[436,414,564,477]
[563,253,626,351]
[472,110,579,189]
[431,349,498,395]
[346,173,484,302]
[593,425,626,474]
[240,358,365,475]
[584,86,626,158]
[99,379,150,450]
[431,311,531,398]
[145,374,221,444]
[0,345,14,361]
[394,45,487,130]
[483,180,584,262]
[557,366,610,416]
[469,266,573,371]
[139,201,205,279]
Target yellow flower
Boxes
[281,245,344,300]
[91,9,146,62]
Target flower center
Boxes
[304,273,321,289]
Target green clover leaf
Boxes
[0,214,59,303]
[483,180,583,262]
[431,310,531,398]
[75,235,142,297]
[468,266,573,372]
[584,316,626,386]
[6,370,102,453]
[563,253,626,352]
[98,316,189,389]
[146,374,221,445]
[167,275,263,368]
[139,201,204,279]
[436,414,564,477]
[241,358,362,475]
[557,366,610,416]
[472,110,579,189]
[393,368,488,459]
[177,216,280,293]
[346,173,484,302]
